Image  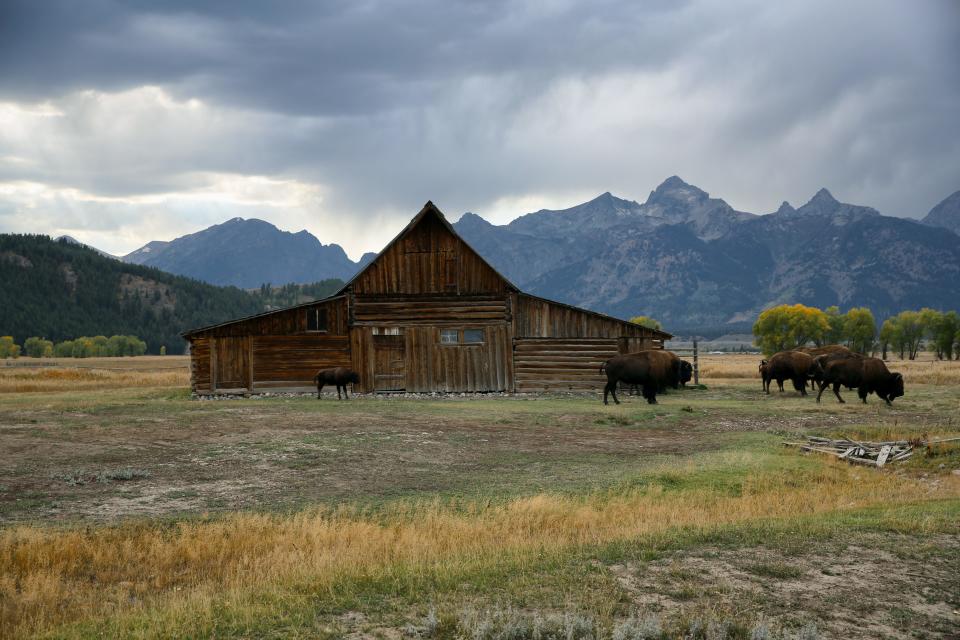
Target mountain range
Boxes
[92,178,960,331]
[455,179,960,330]
[123,217,376,287]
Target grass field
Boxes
[1,355,959,639]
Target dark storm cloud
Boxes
[0,0,690,115]
[0,0,958,255]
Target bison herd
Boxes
[760,344,904,406]
[314,344,904,406]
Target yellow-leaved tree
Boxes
[752,304,830,356]
[629,316,662,331]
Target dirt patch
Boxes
[608,533,960,638]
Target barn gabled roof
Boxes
[334,200,519,295]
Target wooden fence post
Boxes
[693,339,699,385]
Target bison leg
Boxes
[317,382,324,399]
[832,383,845,404]
[777,378,785,392]
[858,387,869,404]
[344,384,350,400]
[336,385,343,400]
[793,377,807,396]
[604,381,621,405]
[642,384,657,404]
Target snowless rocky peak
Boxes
[774,201,796,215]
[645,176,709,207]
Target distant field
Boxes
[1,357,958,638]
[0,356,189,393]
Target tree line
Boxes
[0,335,150,359]
[752,304,960,359]
[1,234,344,355]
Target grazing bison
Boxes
[623,350,692,395]
[816,356,904,406]
[314,367,360,400]
[762,351,823,396]
[796,345,864,391]
[601,350,682,405]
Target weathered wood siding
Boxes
[351,325,512,393]
[351,213,507,296]
[251,335,351,392]
[190,338,211,393]
[513,338,619,392]
[351,295,508,326]
[406,325,512,392]
[186,297,351,393]
[191,297,348,338]
[512,293,658,340]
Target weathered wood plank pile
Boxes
[784,435,919,467]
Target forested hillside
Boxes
[0,235,341,354]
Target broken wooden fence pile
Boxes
[783,435,917,467]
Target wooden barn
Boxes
[182,202,672,395]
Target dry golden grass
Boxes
[2,454,958,638]
[0,366,188,393]
[698,353,960,385]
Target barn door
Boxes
[214,336,250,391]
[373,334,405,391]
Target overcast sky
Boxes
[1,0,958,259]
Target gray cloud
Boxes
[0,0,958,257]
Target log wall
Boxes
[513,293,658,340]
[513,338,620,392]
[190,338,211,393]
[251,335,351,393]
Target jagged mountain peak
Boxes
[809,187,838,205]
[774,201,796,215]
[646,175,709,205]
[922,190,960,236]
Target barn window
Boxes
[463,329,484,344]
[306,308,328,332]
[440,329,459,344]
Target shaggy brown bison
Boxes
[314,367,360,400]
[815,356,904,406]
[601,350,683,405]
[762,351,823,396]
[623,350,693,394]
[795,345,864,391]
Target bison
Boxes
[815,356,904,406]
[601,350,683,405]
[623,350,693,395]
[314,367,360,400]
[796,345,864,392]
[761,350,823,396]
